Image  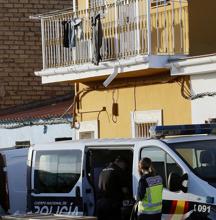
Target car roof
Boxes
[30,135,216,150]
[31,138,144,149]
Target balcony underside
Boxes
[35,54,171,84]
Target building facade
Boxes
[0,96,75,148]
[34,0,216,139]
[0,0,74,109]
[171,54,216,125]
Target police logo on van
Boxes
[31,197,83,215]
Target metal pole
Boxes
[135,0,140,54]
[115,1,119,58]
[73,0,76,11]
[146,0,151,55]
[41,18,46,69]
[164,0,168,53]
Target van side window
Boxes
[166,154,183,186]
[34,150,82,193]
[141,147,183,188]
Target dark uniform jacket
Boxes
[98,163,127,202]
[137,173,153,201]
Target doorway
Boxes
[85,147,134,218]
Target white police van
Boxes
[27,124,216,219]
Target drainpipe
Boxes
[146,0,151,55]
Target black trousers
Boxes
[96,198,121,220]
[138,213,162,220]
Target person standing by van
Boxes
[96,156,129,220]
[137,157,163,220]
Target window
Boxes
[55,137,72,142]
[141,146,183,188]
[169,140,216,182]
[151,0,171,7]
[15,141,30,149]
[79,131,94,140]
[76,120,98,140]
[166,154,183,186]
[131,110,162,138]
[89,0,105,8]
[135,122,157,138]
[34,150,82,193]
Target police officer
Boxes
[137,157,163,220]
[96,156,129,220]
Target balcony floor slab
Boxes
[35,55,170,84]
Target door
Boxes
[82,147,134,217]
[6,148,28,214]
[134,142,189,219]
[29,145,84,215]
[0,153,8,214]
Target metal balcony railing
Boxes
[39,0,188,69]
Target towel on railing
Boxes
[62,18,83,48]
[91,13,103,65]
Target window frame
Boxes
[169,140,216,182]
[151,0,171,8]
[140,145,183,189]
[89,0,106,8]
[131,110,162,138]
[75,120,98,140]
[33,150,82,194]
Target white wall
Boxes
[0,124,75,149]
[191,72,216,123]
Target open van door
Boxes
[133,140,190,219]
[27,143,85,215]
[4,148,28,214]
[0,153,8,214]
[82,145,134,217]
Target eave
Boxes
[170,54,216,76]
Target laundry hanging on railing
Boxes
[62,18,83,48]
[91,13,103,65]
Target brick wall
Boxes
[0,0,74,109]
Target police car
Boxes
[27,124,216,219]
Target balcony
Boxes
[34,0,188,83]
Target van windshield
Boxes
[168,140,216,184]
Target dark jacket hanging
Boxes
[91,13,103,65]
[62,18,83,48]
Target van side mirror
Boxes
[168,173,188,193]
